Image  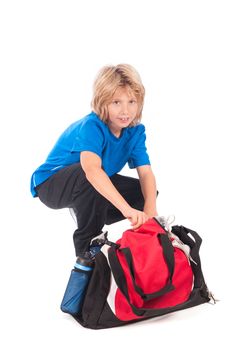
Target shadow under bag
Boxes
[71,218,212,329]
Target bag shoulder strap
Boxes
[171,225,205,288]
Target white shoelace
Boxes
[155,215,176,233]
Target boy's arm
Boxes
[136,165,158,217]
[80,151,148,229]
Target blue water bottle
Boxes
[60,255,94,315]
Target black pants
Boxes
[36,163,146,256]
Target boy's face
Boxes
[107,86,139,136]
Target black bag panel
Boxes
[93,302,126,329]
[78,252,110,326]
[73,252,126,329]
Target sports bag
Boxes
[72,218,212,329]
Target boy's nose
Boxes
[121,104,129,115]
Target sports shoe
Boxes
[155,215,175,232]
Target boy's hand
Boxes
[122,207,149,230]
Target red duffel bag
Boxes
[73,218,212,329]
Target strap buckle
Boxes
[91,231,120,249]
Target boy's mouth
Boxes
[118,117,130,122]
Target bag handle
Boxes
[119,234,175,301]
[109,233,175,302]
[109,246,209,318]
[171,225,204,288]
[108,246,173,317]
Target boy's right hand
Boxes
[122,207,149,230]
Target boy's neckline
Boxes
[108,126,126,140]
[90,112,127,140]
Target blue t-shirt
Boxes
[30,112,150,197]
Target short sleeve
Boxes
[128,124,151,168]
[72,119,104,158]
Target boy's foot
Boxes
[155,215,175,232]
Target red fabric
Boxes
[114,219,194,321]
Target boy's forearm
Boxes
[139,172,158,215]
[85,167,130,214]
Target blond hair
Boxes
[91,64,145,126]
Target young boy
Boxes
[30,64,158,260]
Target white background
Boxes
[0,0,232,349]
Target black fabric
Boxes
[36,163,147,256]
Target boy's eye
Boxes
[129,100,137,104]
[113,100,120,105]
